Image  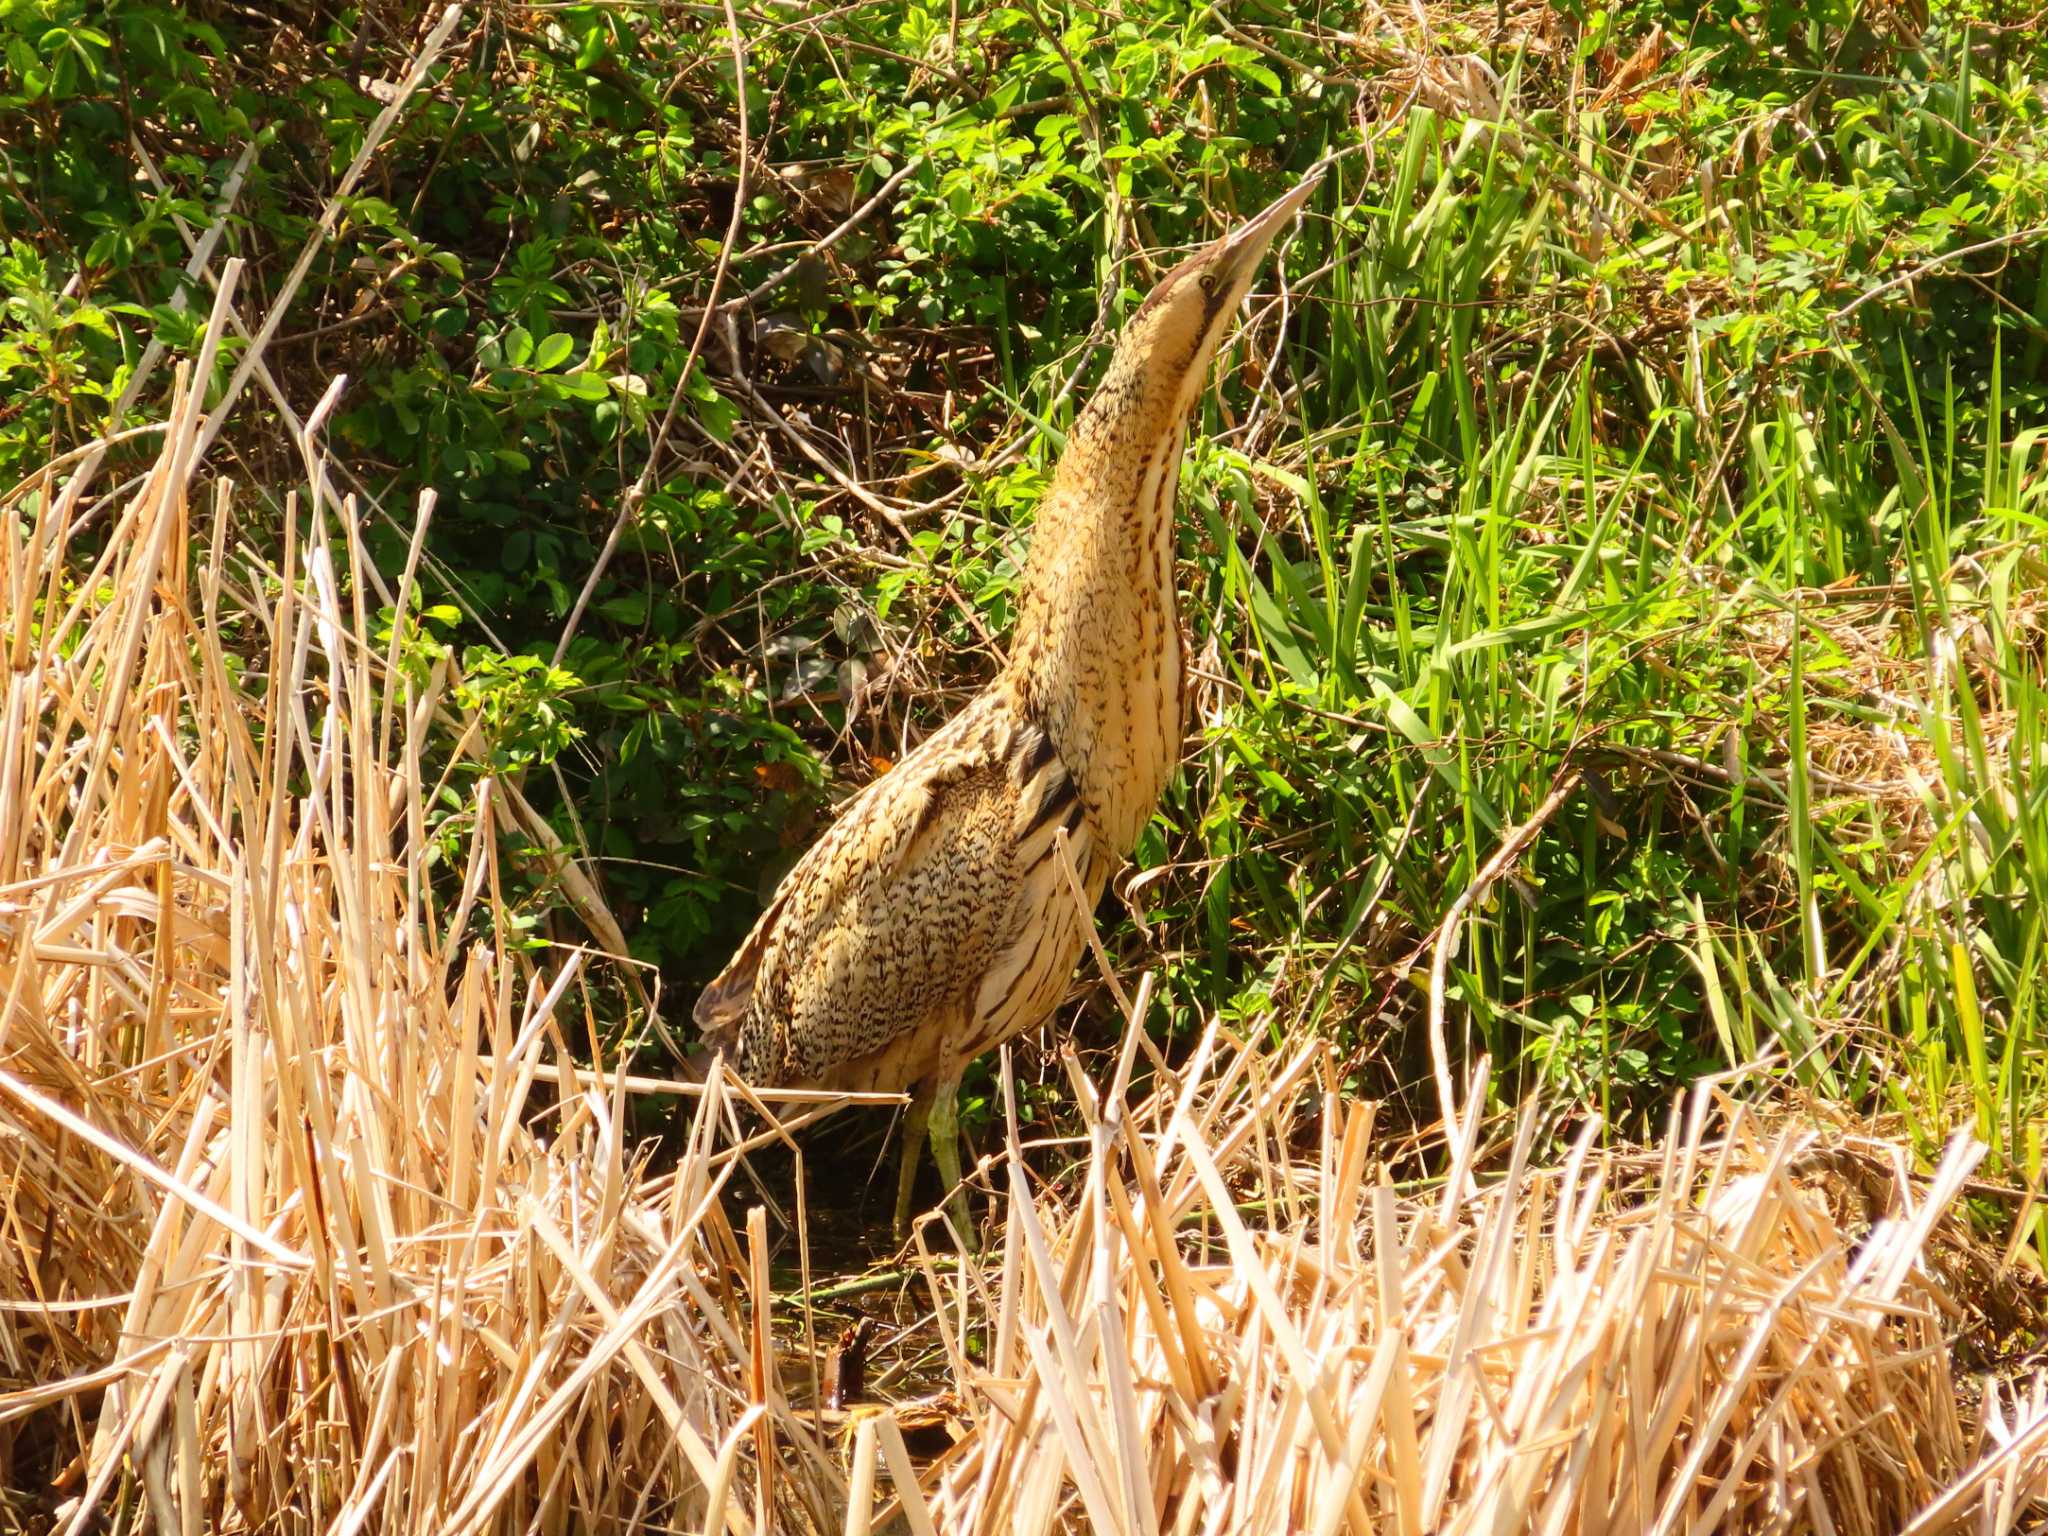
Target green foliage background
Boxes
[5,0,2047,1226]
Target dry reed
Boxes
[874,1005,2048,1536]
[0,293,850,1531]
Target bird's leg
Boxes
[927,1059,975,1251]
[892,1078,936,1241]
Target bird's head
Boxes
[1104,168,1322,420]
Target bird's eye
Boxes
[1195,272,1218,297]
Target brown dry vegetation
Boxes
[0,343,850,1529]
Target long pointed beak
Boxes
[1206,167,1322,290]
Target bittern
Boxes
[694,169,1320,1238]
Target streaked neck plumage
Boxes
[1006,342,1193,856]
[1000,170,1318,859]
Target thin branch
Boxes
[553,0,753,667]
[190,4,467,465]
[1829,226,2048,322]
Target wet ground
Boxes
[729,1108,979,1415]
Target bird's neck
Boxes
[1006,377,1190,855]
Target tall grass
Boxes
[1074,96,2048,1252]
[872,996,2048,1535]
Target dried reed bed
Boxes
[0,326,852,1528]
[879,1003,2048,1536]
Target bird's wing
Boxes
[694,693,1084,1083]
[690,725,984,1047]
[691,883,791,1041]
[688,746,949,1046]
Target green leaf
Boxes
[532,332,575,372]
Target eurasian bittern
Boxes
[694,169,1320,1238]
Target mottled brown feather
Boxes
[702,683,1110,1091]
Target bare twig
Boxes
[555,0,754,667]
[1830,226,2048,323]
[57,141,256,514]
[723,154,924,316]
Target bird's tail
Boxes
[674,1047,719,1086]
[691,1010,741,1062]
